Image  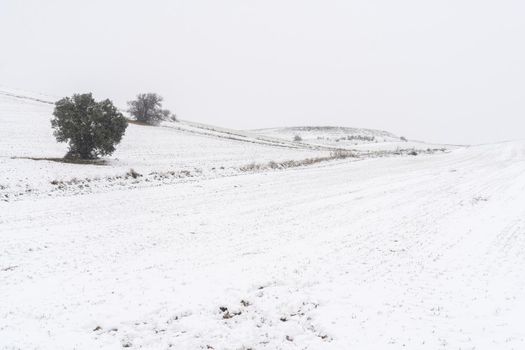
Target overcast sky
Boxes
[1,0,524,144]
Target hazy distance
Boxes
[1,0,524,144]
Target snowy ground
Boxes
[1,89,525,349]
[0,90,327,201]
[251,126,456,152]
[251,126,401,144]
[0,89,448,202]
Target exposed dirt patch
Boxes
[11,156,109,166]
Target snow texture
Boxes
[1,88,524,349]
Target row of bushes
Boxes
[240,150,356,172]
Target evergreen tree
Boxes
[51,93,128,159]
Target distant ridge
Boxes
[252,126,398,138]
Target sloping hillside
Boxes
[1,88,457,202]
[252,125,400,142]
[252,125,455,152]
[0,89,330,200]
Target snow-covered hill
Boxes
[0,89,330,200]
[2,88,524,349]
[252,125,400,142]
[252,125,456,152]
[0,88,454,201]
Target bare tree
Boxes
[127,93,175,124]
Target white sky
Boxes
[1,0,524,144]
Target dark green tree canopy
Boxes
[51,93,128,159]
[127,93,175,124]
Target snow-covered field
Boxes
[0,89,450,202]
[0,90,328,201]
[2,90,525,349]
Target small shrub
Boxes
[268,161,280,169]
[336,135,375,142]
[330,149,355,159]
[400,136,408,142]
[240,162,260,172]
[293,135,302,142]
[126,168,142,179]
